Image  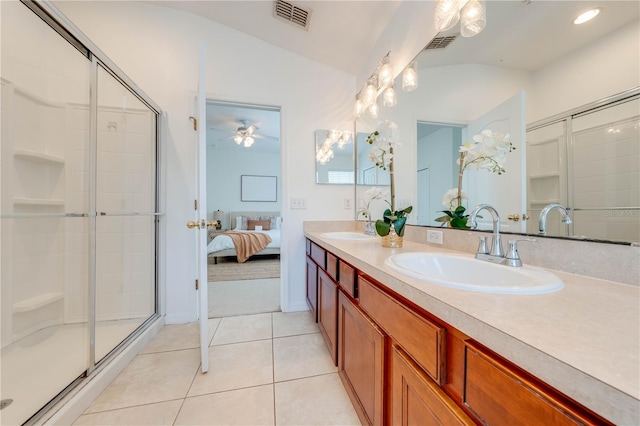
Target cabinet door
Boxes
[306,256,318,322]
[318,269,338,365]
[391,344,474,426]
[338,291,385,426]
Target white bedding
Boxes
[207,229,281,254]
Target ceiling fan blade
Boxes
[246,125,258,135]
[252,134,279,141]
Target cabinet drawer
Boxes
[339,261,356,298]
[326,252,339,281]
[358,276,446,385]
[464,341,612,426]
[310,242,326,269]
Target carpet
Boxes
[208,255,280,282]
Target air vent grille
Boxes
[274,0,311,30]
[424,36,457,50]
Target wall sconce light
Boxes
[355,52,398,119]
[402,61,418,92]
[435,0,486,38]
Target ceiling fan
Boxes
[217,120,278,148]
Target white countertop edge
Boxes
[305,231,640,425]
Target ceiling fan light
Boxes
[460,0,486,37]
[434,0,461,32]
[402,61,418,92]
[574,8,601,25]
[243,136,254,147]
[233,135,243,145]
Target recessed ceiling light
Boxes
[574,8,601,25]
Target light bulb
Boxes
[434,0,461,31]
[383,85,397,107]
[368,101,380,119]
[363,78,377,105]
[402,61,418,92]
[574,8,601,25]
[378,58,393,88]
[244,136,254,147]
[355,97,365,118]
[460,0,486,37]
[233,135,243,145]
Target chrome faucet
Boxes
[469,204,532,267]
[469,204,504,257]
[539,203,572,236]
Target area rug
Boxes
[208,255,280,282]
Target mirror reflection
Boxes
[315,129,354,184]
[356,0,639,244]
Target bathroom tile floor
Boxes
[73,311,361,425]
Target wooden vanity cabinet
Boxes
[318,268,338,365]
[305,256,318,321]
[463,341,613,426]
[391,344,475,426]
[337,291,385,426]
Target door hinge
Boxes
[194,199,198,210]
[189,116,198,131]
[195,279,199,290]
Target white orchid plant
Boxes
[366,120,413,237]
[436,129,514,228]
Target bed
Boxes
[207,211,281,263]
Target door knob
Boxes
[508,214,521,222]
[205,221,216,228]
[186,221,199,229]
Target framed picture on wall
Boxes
[241,175,277,202]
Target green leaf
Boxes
[454,205,466,215]
[450,217,470,229]
[401,206,413,215]
[438,210,455,219]
[375,219,390,236]
[394,217,407,236]
[434,215,452,223]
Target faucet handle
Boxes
[476,235,489,254]
[506,238,536,267]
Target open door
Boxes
[463,91,527,233]
[186,43,209,373]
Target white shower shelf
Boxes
[529,172,560,179]
[14,149,65,165]
[529,198,561,205]
[13,292,63,313]
[13,197,64,206]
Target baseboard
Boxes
[164,312,198,325]
[281,300,309,313]
[41,317,164,425]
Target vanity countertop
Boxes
[304,229,640,425]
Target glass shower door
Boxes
[1,2,91,424]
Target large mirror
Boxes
[356,0,639,244]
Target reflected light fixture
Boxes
[574,8,601,24]
[362,78,377,106]
[354,95,365,118]
[460,0,486,37]
[435,0,486,38]
[402,61,418,92]
[368,100,380,118]
[316,129,353,164]
[378,56,393,88]
[383,84,397,107]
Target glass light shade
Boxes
[355,97,365,117]
[434,0,461,32]
[378,61,393,88]
[383,86,397,107]
[233,134,243,145]
[363,79,377,105]
[368,101,380,119]
[402,62,418,92]
[243,136,254,147]
[460,0,486,37]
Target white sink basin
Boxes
[321,232,376,241]
[386,252,564,295]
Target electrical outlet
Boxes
[291,198,307,209]
[344,198,352,209]
[427,230,444,245]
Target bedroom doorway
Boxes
[205,101,282,318]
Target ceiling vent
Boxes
[424,35,457,50]
[273,0,312,30]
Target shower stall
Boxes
[1,2,162,424]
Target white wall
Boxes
[55,1,356,321]
[206,147,281,227]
